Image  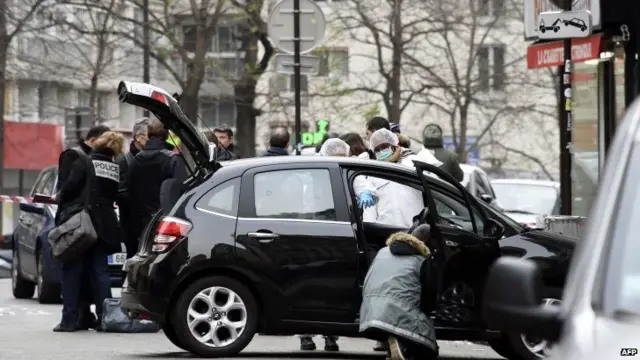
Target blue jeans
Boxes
[60,245,112,326]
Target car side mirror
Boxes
[482,257,563,342]
[19,203,44,215]
[483,218,505,239]
[480,194,493,203]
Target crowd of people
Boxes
[48,114,462,360]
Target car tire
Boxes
[37,250,60,304]
[163,318,187,350]
[488,336,518,359]
[12,249,35,299]
[170,276,258,358]
[503,288,563,360]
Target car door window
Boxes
[254,169,336,221]
[196,177,241,216]
[479,172,495,197]
[432,190,484,234]
[31,171,52,196]
[474,171,490,197]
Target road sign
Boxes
[267,0,326,55]
[274,54,320,75]
[443,136,479,166]
[537,10,592,40]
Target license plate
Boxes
[108,253,127,265]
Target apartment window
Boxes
[477,45,505,91]
[213,24,238,53]
[133,7,144,39]
[183,25,197,52]
[205,58,241,80]
[200,100,237,127]
[477,0,504,17]
[318,49,349,77]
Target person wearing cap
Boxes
[420,124,463,182]
[368,129,424,228]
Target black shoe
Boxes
[77,312,98,330]
[53,323,77,332]
[324,338,339,352]
[300,337,317,351]
[374,341,389,352]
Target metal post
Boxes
[559,4,572,215]
[293,0,302,155]
[142,0,151,118]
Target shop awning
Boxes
[526,33,604,69]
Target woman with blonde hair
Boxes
[54,131,126,332]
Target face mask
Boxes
[375,148,394,161]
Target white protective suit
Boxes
[365,176,424,228]
[353,152,379,222]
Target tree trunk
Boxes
[89,74,99,117]
[389,0,403,125]
[0,1,8,195]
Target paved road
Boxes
[0,280,502,359]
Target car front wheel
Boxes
[12,249,35,299]
[170,276,258,358]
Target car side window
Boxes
[254,169,336,221]
[474,172,490,197]
[196,177,241,216]
[432,190,484,234]
[479,172,495,197]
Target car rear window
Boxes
[196,177,241,216]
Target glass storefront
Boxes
[571,61,600,217]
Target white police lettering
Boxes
[92,160,119,182]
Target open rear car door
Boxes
[412,161,504,329]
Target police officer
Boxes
[125,118,187,246]
[54,125,110,331]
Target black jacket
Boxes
[57,148,122,255]
[55,141,92,225]
[116,141,143,244]
[125,137,187,239]
[430,147,464,182]
[216,146,237,161]
[261,147,289,156]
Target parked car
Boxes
[482,98,640,360]
[460,164,503,210]
[491,179,560,227]
[118,81,576,359]
[12,166,126,304]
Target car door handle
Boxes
[445,240,458,247]
[247,232,279,243]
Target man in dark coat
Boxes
[213,126,239,159]
[262,127,290,156]
[125,118,187,249]
[421,124,464,182]
[117,118,148,258]
[54,124,110,331]
[203,130,236,161]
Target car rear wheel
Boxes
[12,249,35,299]
[170,276,258,358]
[37,251,60,304]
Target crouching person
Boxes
[359,226,440,360]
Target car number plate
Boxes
[108,253,127,265]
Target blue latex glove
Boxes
[358,191,376,209]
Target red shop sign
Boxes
[526,33,603,69]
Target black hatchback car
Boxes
[117,81,576,360]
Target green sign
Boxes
[301,119,330,145]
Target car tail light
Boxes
[152,216,192,253]
[151,91,168,105]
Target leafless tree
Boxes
[0,0,52,191]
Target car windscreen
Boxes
[602,141,640,317]
[492,183,557,215]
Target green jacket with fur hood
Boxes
[359,232,439,353]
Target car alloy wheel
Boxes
[519,298,562,358]
[186,286,248,348]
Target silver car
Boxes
[481,98,640,359]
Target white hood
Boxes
[415,148,443,167]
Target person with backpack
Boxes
[117,118,149,259]
[54,125,111,331]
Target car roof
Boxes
[218,156,459,190]
[490,178,559,188]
